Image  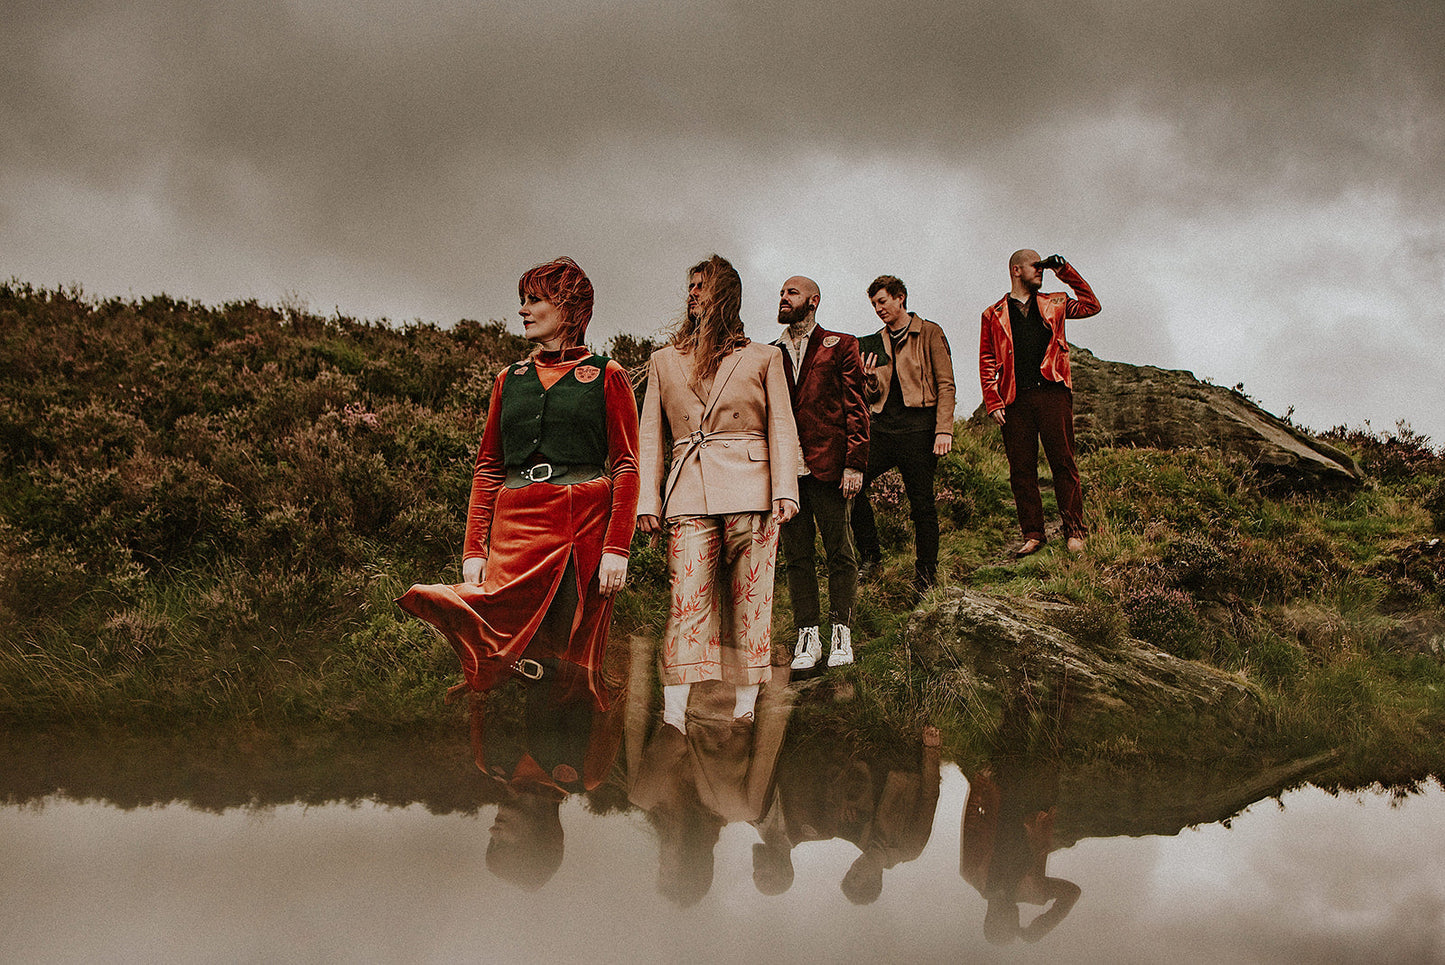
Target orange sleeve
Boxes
[462,370,509,561]
[979,307,1006,415]
[1058,261,1101,318]
[601,360,641,557]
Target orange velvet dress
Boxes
[397,348,640,710]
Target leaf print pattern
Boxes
[660,512,779,686]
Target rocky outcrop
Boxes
[907,588,1263,734]
[970,345,1364,492]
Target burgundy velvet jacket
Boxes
[773,325,870,484]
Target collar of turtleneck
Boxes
[535,345,592,365]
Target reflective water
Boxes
[4,662,1443,964]
[4,777,1442,964]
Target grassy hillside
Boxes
[2,281,1443,778]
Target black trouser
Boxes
[780,474,858,631]
[851,429,939,580]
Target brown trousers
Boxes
[1001,384,1084,541]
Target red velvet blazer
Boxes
[774,325,870,483]
[979,261,1101,415]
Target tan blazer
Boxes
[638,341,800,518]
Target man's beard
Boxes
[777,302,809,326]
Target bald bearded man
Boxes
[773,276,870,671]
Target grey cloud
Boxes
[4,0,1443,438]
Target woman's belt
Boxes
[504,462,605,488]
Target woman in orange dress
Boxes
[397,256,640,713]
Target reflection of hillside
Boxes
[0,728,493,813]
[1048,750,1341,848]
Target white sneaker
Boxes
[790,626,822,670]
[828,624,854,667]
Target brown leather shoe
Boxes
[1015,538,1044,558]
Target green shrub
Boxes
[1051,598,1129,653]
[1161,534,1231,594]
[1424,479,1445,533]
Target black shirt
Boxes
[1008,295,1057,393]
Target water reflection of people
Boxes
[628,668,795,906]
[961,763,1081,942]
[477,656,628,890]
[753,720,942,903]
[394,257,639,889]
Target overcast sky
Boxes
[4,0,1442,442]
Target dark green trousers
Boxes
[781,474,858,631]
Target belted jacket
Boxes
[638,341,800,519]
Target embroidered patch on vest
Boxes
[822,335,840,348]
[574,364,601,384]
[513,364,529,375]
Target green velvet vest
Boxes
[499,355,610,467]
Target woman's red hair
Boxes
[518,256,594,348]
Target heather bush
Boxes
[1161,534,1232,594]
[0,281,537,725]
[1320,421,1445,483]
[1425,480,1445,533]
[1122,583,1207,660]
[1050,598,1129,653]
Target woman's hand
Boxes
[597,552,629,596]
[462,556,486,585]
[773,498,799,523]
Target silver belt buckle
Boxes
[514,658,544,680]
[523,462,555,483]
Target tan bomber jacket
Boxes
[862,314,957,437]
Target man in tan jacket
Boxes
[852,274,956,591]
[638,255,800,733]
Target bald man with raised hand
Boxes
[773,276,870,672]
[979,250,1101,557]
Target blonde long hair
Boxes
[671,254,747,390]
